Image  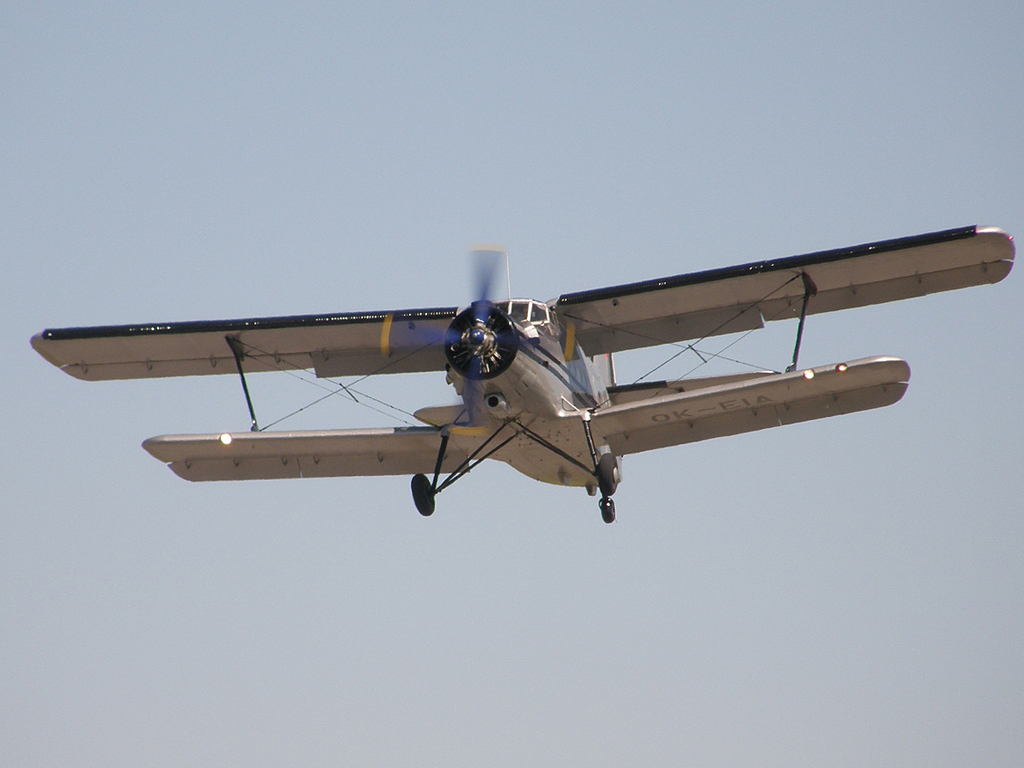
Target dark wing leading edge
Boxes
[556,226,1014,355]
[31,307,457,381]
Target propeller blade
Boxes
[470,245,506,306]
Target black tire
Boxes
[597,453,619,498]
[411,474,435,516]
[600,496,616,524]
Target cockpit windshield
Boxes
[504,300,555,331]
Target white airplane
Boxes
[33,225,1013,523]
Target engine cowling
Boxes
[443,301,519,380]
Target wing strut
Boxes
[785,272,818,373]
[226,336,260,432]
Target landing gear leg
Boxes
[589,421,618,524]
[409,425,518,518]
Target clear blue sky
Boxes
[3,2,1022,766]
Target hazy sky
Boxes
[3,2,1022,766]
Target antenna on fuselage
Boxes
[505,250,512,300]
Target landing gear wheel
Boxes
[411,474,435,517]
[600,496,616,524]
[597,453,619,498]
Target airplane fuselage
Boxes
[440,299,616,490]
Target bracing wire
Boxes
[626,273,802,385]
[233,271,810,428]
[230,337,442,430]
[573,273,805,411]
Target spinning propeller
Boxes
[442,247,520,421]
[443,247,518,380]
[410,247,521,516]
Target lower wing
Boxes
[142,426,480,482]
[592,356,910,455]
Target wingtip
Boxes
[975,225,1015,255]
[31,331,76,372]
[973,226,1015,284]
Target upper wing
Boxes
[142,426,481,482]
[592,356,910,455]
[32,307,457,381]
[556,226,1014,355]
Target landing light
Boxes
[219,433,233,445]
[803,369,815,380]
[836,363,849,372]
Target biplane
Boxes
[33,225,1013,523]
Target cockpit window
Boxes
[506,300,532,324]
[505,300,554,329]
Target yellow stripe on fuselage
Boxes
[563,320,576,362]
